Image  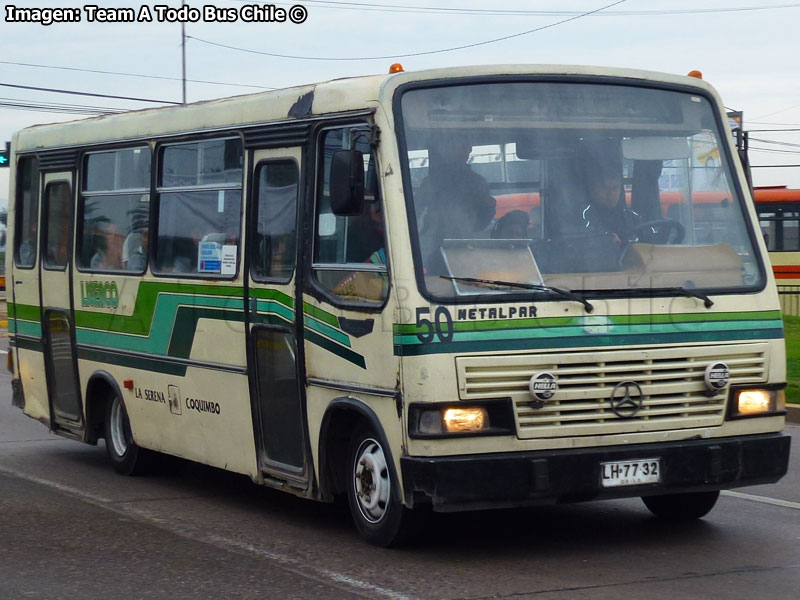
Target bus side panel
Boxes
[72,275,258,478]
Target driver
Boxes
[580,142,640,243]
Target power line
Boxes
[748,146,800,155]
[749,128,800,132]
[226,0,800,17]
[0,82,180,105]
[0,99,129,116]
[0,60,276,90]
[749,137,800,149]
[189,0,628,61]
[751,164,800,168]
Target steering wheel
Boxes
[628,219,685,244]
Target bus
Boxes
[6,65,790,546]
[753,186,800,314]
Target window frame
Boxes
[308,122,391,311]
[76,145,152,275]
[13,155,40,270]
[250,157,301,285]
[392,75,768,304]
[151,135,244,280]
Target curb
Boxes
[787,404,800,425]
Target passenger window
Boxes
[155,138,243,276]
[43,182,72,269]
[252,161,298,282]
[313,127,388,305]
[14,157,39,268]
[79,147,151,272]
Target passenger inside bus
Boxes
[416,138,496,274]
[492,209,530,239]
[90,223,124,270]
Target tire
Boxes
[104,392,152,476]
[642,490,720,520]
[346,425,424,547]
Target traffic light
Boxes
[0,142,9,168]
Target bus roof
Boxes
[13,64,719,154]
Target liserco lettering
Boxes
[80,280,119,309]
[186,397,221,415]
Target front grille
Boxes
[455,343,769,438]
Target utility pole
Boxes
[181,0,187,104]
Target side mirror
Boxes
[330,149,365,216]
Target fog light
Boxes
[734,389,775,416]
[443,407,489,433]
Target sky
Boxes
[2,0,800,207]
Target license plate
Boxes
[601,458,661,488]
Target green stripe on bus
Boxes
[74,282,244,335]
[303,329,366,369]
[8,320,42,338]
[7,303,42,322]
[393,318,784,346]
[77,347,188,376]
[393,309,783,335]
[394,327,785,356]
[303,302,340,328]
[303,314,351,347]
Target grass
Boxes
[783,316,800,404]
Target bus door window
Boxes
[79,147,151,273]
[43,182,72,269]
[252,161,298,282]
[313,127,388,304]
[14,157,39,268]
[154,138,242,276]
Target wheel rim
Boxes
[109,397,128,458]
[352,437,391,524]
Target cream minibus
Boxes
[6,65,790,546]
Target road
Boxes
[0,342,798,599]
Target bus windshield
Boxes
[398,82,763,300]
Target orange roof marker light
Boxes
[687,69,703,79]
[389,63,404,74]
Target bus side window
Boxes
[252,161,298,282]
[79,148,151,273]
[154,138,242,276]
[14,156,39,268]
[312,127,388,305]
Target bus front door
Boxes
[39,172,83,437]
[245,147,310,489]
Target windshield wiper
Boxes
[586,286,714,309]
[440,276,594,313]
[651,287,714,309]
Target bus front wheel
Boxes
[104,392,151,476]
[642,490,720,520]
[346,425,423,547]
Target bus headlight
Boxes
[727,387,785,419]
[409,400,515,438]
[443,407,488,433]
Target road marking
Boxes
[722,490,800,510]
[0,464,414,600]
[0,350,7,354]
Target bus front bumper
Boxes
[400,433,790,512]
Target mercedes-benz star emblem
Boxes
[610,381,644,418]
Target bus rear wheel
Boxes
[104,392,152,476]
[642,490,720,520]
[346,425,423,547]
